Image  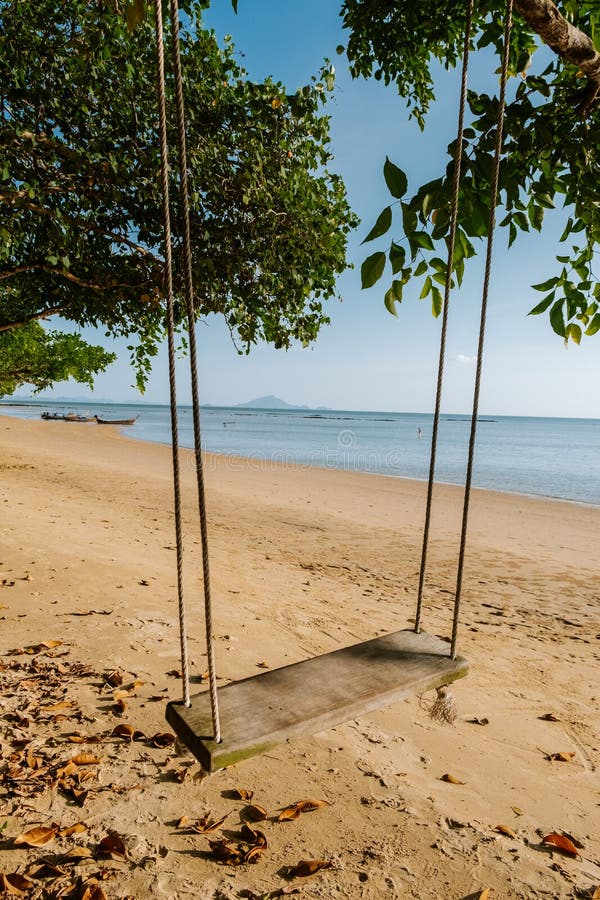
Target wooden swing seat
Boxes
[166,628,468,771]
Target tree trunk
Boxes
[514,0,600,115]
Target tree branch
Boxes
[0,263,154,292]
[514,0,600,115]
[0,193,157,260]
[0,305,67,332]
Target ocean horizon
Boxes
[3,399,599,507]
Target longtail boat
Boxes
[94,415,138,425]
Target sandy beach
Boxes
[1,414,599,899]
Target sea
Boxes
[2,400,599,506]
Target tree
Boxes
[0,0,358,388]
[342,0,600,343]
[0,322,116,397]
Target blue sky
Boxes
[26,0,600,417]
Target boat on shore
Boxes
[94,416,139,425]
[41,411,91,422]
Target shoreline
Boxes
[1,414,599,898]
[5,408,600,510]
[3,405,600,508]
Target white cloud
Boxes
[456,353,477,365]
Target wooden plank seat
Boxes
[166,629,468,771]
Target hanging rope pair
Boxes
[152,0,221,742]
[415,0,514,660]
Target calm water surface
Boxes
[3,401,599,506]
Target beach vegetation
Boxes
[0,0,358,390]
[0,322,116,397]
[343,0,600,342]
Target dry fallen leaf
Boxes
[495,824,517,838]
[240,825,268,848]
[70,609,111,616]
[149,732,175,748]
[549,751,576,762]
[112,724,135,742]
[60,822,88,836]
[42,700,78,713]
[511,805,524,817]
[244,845,265,864]
[112,690,130,701]
[277,807,301,822]
[64,846,94,860]
[243,804,268,822]
[70,754,102,766]
[70,788,89,806]
[177,815,189,828]
[208,838,243,866]
[14,824,59,847]
[190,813,229,834]
[441,773,465,784]
[80,881,109,900]
[97,833,127,859]
[0,873,35,895]
[256,661,269,669]
[539,712,560,722]
[27,862,68,879]
[105,670,123,687]
[234,787,254,801]
[278,798,329,822]
[67,733,102,745]
[288,859,332,878]
[57,762,79,780]
[542,832,580,857]
[294,799,329,813]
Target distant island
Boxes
[235,395,330,411]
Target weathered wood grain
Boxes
[166,629,468,771]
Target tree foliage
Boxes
[342,0,600,343]
[0,0,357,388]
[0,323,116,397]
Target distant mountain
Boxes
[235,394,309,410]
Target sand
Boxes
[0,414,599,899]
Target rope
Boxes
[168,0,221,741]
[451,0,514,660]
[415,0,474,634]
[152,0,190,707]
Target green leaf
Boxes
[231,0,238,11]
[384,291,397,316]
[531,276,558,292]
[419,275,432,299]
[362,206,392,244]
[431,286,443,318]
[413,259,428,277]
[389,242,405,274]
[566,323,581,345]
[559,217,573,243]
[401,202,417,236]
[383,157,408,199]
[549,300,565,337]
[528,292,554,315]
[411,231,435,251]
[361,252,386,289]
[585,313,600,336]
